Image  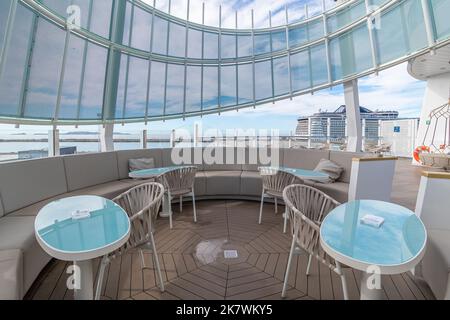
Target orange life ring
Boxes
[414,146,430,163]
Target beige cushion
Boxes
[63,152,119,191]
[0,216,52,295]
[0,157,67,215]
[240,171,263,196]
[116,149,163,179]
[314,159,344,183]
[312,182,349,203]
[283,149,330,170]
[205,171,242,195]
[0,249,23,300]
[128,158,155,172]
[203,148,243,171]
[329,151,363,183]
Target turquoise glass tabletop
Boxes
[129,166,189,178]
[320,200,426,267]
[261,167,329,180]
[36,196,130,254]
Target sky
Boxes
[0,0,427,136]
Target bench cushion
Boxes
[0,157,67,215]
[0,250,23,300]
[161,148,204,171]
[68,180,135,200]
[240,171,263,196]
[63,152,119,191]
[194,172,207,197]
[311,182,349,203]
[329,151,362,183]
[203,148,243,171]
[283,149,330,170]
[205,171,242,195]
[116,149,163,179]
[0,216,51,295]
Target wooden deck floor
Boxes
[26,187,435,300]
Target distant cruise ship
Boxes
[296,106,399,142]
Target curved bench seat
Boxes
[0,147,357,299]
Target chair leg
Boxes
[282,236,297,298]
[168,192,173,230]
[336,261,349,300]
[258,190,265,225]
[192,190,197,223]
[306,254,313,276]
[150,231,165,292]
[95,255,108,300]
[283,208,288,234]
[180,196,183,213]
[275,197,278,214]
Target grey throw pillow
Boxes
[314,159,344,184]
[129,158,155,172]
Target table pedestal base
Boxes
[360,272,383,300]
[74,260,94,300]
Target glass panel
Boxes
[152,15,168,55]
[254,33,271,55]
[25,19,65,119]
[166,64,184,115]
[430,0,450,40]
[203,66,218,110]
[185,65,201,113]
[131,4,152,51]
[329,24,372,80]
[122,1,132,46]
[79,43,107,119]
[237,34,253,57]
[255,60,272,101]
[188,28,202,59]
[115,53,128,119]
[0,4,33,117]
[59,35,84,120]
[168,21,186,57]
[237,63,253,105]
[221,33,236,59]
[90,0,113,39]
[204,31,218,59]
[0,1,10,50]
[124,56,148,118]
[327,0,366,33]
[148,61,165,117]
[220,65,237,107]
[370,0,390,6]
[310,43,328,86]
[289,24,307,48]
[271,30,286,52]
[308,19,324,41]
[291,50,311,91]
[273,56,290,97]
[404,0,427,52]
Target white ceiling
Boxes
[408,45,450,80]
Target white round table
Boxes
[320,200,427,300]
[35,196,130,300]
[277,167,330,183]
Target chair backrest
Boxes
[283,184,340,268]
[159,166,197,193]
[259,167,303,194]
[113,182,164,254]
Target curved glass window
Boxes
[429,0,450,40]
[327,0,366,33]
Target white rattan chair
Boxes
[158,166,197,229]
[258,167,303,233]
[281,184,349,300]
[94,182,165,300]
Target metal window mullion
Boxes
[19,14,39,118]
[285,5,293,100]
[420,0,436,49]
[322,0,332,85]
[163,0,171,118]
[269,11,275,103]
[0,0,18,84]
[200,2,204,114]
[145,0,156,124]
[305,8,313,90]
[53,29,71,122]
[364,0,378,71]
[251,10,256,107]
[122,3,135,120]
[182,0,190,119]
[218,5,222,115]
[76,0,93,121]
[235,11,239,106]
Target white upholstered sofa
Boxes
[0,147,359,299]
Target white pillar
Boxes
[140,129,148,149]
[414,72,450,163]
[170,129,176,148]
[344,80,362,152]
[99,124,114,152]
[348,157,397,202]
[48,128,60,157]
[362,118,366,151]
